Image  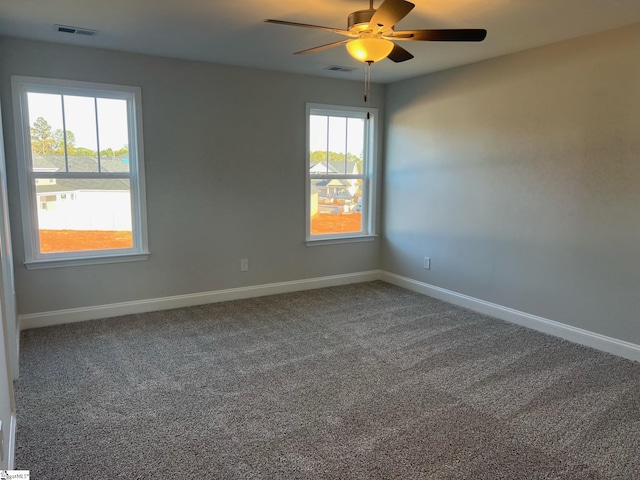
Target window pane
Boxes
[27,92,65,162]
[328,116,347,173]
[309,114,364,176]
[97,98,130,172]
[309,115,328,173]
[347,117,365,175]
[63,95,99,171]
[35,178,133,253]
[310,178,363,236]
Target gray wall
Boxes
[0,37,384,314]
[383,24,640,345]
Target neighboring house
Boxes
[309,160,361,214]
[33,155,132,231]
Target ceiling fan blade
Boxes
[265,19,355,37]
[294,39,350,55]
[387,44,414,63]
[393,29,487,42]
[369,0,415,30]
[383,32,413,39]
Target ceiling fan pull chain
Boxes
[364,63,367,103]
[364,60,372,103]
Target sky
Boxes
[27,94,362,157]
[27,92,129,151]
[310,115,364,157]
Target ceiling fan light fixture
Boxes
[346,38,394,63]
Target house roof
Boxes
[310,160,360,175]
[33,155,130,173]
[33,155,130,194]
[315,179,353,187]
[36,178,130,194]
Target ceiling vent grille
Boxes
[325,65,357,73]
[55,25,98,36]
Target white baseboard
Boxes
[19,269,640,363]
[380,271,640,363]
[19,270,382,330]
[8,413,15,469]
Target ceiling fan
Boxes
[265,0,487,65]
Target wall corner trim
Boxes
[380,271,640,363]
[19,270,383,330]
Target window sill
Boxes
[305,235,377,247]
[24,252,150,270]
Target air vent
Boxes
[325,65,357,73]
[54,25,98,37]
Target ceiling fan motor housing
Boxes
[348,9,375,32]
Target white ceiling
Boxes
[1,0,640,84]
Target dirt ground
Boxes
[310,213,362,235]
[39,215,361,253]
[39,229,133,253]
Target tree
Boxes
[30,117,54,154]
[53,129,76,155]
[74,147,97,156]
[114,145,129,157]
[100,148,114,159]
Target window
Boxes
[12,76,149,268]
[306,104,377,244]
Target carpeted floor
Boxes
[15,281,640,478]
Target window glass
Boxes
[309,114,328,173]
[328,116,347,174]
[63,95,99,171]
[310,178,363,236]
[97,98,130,171]
[27,92,64,160]
[307,105,376,242]
[35,178,132,253]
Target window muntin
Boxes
[306,104,377,242]
[12,76,148,268]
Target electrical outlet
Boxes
[240,258,249,272]
[424,257,431,270]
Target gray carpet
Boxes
[15,281,640,479]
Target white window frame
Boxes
[306,103,378,245]
[11,76,149,269]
